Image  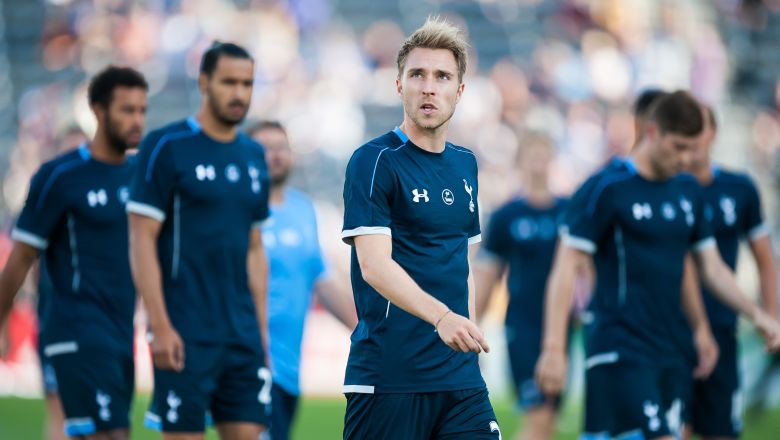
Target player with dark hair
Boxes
[535,91,780,440]
[128,41,271,439]
[0,65,147,439]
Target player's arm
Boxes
[692,244,780,351]
[0,242,39,330]
[247,228,270,351]
[749,235,778,318]
[129,214,184,371]
[473,255,504,321]
[536,244,590,395]
[680,254,718,379]
[314,277,357,330]
[354,234,489,354]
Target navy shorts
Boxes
[506,325,561,411]
[583,358,683,439]
[343,387,500,440]
[144,341,271,433]
[45,342,134,437]
[691,327,741,437]
[268,383,299,440]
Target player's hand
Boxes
[150,325,185,371]
[692,327,719,379]
[436,312,490,354]
[753,310,780,352]
[535,348,567,395]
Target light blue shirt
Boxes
[264,188,326,395]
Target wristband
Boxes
[434,309,452,333]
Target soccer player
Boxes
[474,132,568,440]
[0,65,148,439]
[340,17,501,439]
[535,91,780,440]
[682,106,777,439]
[128,42,271,439]
[248,121,357,440]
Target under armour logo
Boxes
[96,390,111,421]
[412,188,429,203]
[720,196,737,226]
[195,164,216,181]
[87,189,108,207]
[166,390,182,424]
[463,179,475,212]
[489,421,502,439]
[644,401,661,432]
[632,202,653,220]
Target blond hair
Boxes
[396,16,468,82]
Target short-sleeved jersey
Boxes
[563,158,714,365]
[36,258,54,347]
[700,167,767,328]
[12,145,136,355]
[127,117,270,346]
[264,188,326,396]
[483,197,568,332]
[341,127,483,394]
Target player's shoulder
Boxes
[142,118,200,149]
[714,166,756,189]
[579,158,634,193]
[348,131,404,166]
[34,146,90,181]
[286,187,314,207]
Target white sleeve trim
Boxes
[343,385,375,394]
[341,226,391,245]
[748,223,771,241]
[11,227,48,250]
[561,233,596,254]
[585,351,619,370]
[692,237,717,252]
[126,201,166,222]
[468,234,482,245]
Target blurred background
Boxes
[2,0,780,438]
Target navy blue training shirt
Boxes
[341,127,484,394]
[12,145,136,356]
[127,117,270,346]
[699,167,766,329]
[563,158,714,365]
[483,197,568,335]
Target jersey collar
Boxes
[392,126,409,143]
[622,156,639,175]
[186,116,202,133]
[77,143,91,161]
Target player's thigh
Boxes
[146,342,221,434]
[211,343,270,429]
[269,383,299,440]
[507,332,558,411]
[584,361,671,439]
[215,422,263,440]
[691,329,741,438]
[343,392,438,440]
[49,348,133,437]
[435,388,502,440]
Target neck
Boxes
[692,163,714,185]
[399,118,448,153]
[630,142,664,181]
[197,108,238,142]
[524,178,553,206]
[270,184,285,205]
[89,130,126,164]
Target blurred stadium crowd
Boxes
[2,0,780,409]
